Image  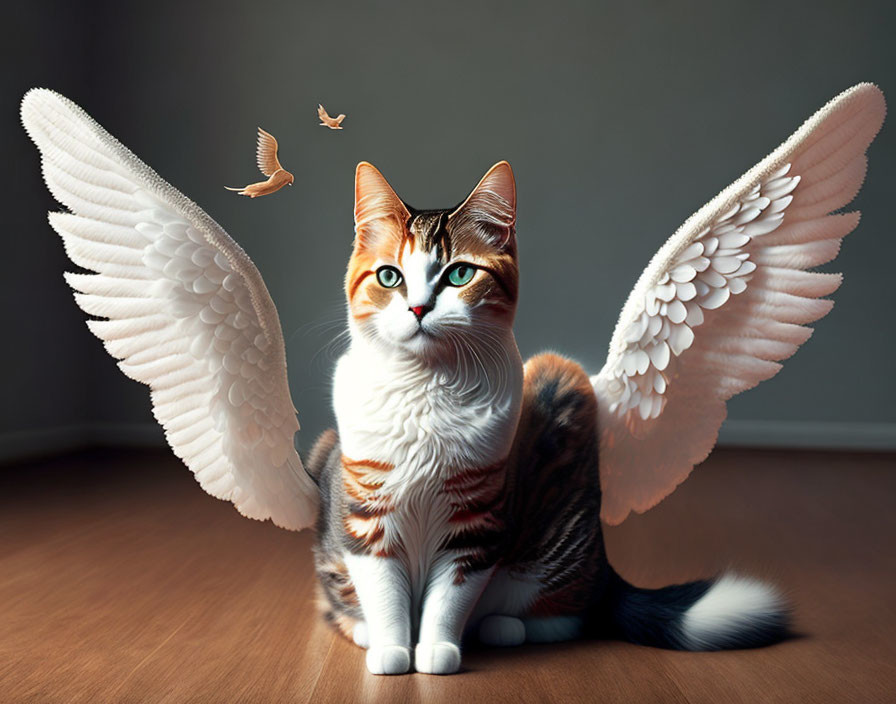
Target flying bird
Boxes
[225,127,294,198]
[318,103,345,130]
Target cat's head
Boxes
[346,161,518,360]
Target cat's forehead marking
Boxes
[408,211,452,262]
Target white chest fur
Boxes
[334,334,523,484]
[332,332,523,564]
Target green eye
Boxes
[446,264,476,287]
[376,266,403,288]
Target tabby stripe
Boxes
[444,461,505,538]
[475,264,514,300]
[348,270,374,301]
[347,500,392,519]
[343,474,381,503]
[342,456,395,472]
[341,456,393,499]
[443,461,504,491]
[346,515,385,544]
[448,510,501,535]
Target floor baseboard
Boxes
[1,419,895,465]
[717,420,896,450]
[0,423,165,464]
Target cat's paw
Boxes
[352,622,369,649]
[366,645,412,675]
[414,641,461,675]
[478,614,526,646]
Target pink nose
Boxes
[410,305,430,320]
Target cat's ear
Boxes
[354,162,410,247]
[449,161,516,249]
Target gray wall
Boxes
[3,0,895,458]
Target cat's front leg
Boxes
[415,555,494,675]
[343,553,413,675]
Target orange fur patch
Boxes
[523,353,597,412]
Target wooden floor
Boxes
[1,447,894,703]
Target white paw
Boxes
[366,645,412,675]
[352,622,369,649]
[415,641,461,675]
[478,614,526,646]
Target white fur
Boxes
[352,622,369,649]
[417,556,493,673]
[343,553,412,674]
[415,642,462,675]
[680,574,784,649]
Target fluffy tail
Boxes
[599,569,790,650]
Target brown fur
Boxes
[501,353,607,616]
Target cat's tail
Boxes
[304,428,340,483]
[598,569,790,650]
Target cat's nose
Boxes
[410,305,432,320]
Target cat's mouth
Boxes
[397,325,447,356]
[404,326,433,345]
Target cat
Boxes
[309,162,787,675]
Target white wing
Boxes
[592,83,885,525]
[21,88,318,531]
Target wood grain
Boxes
[1,447,894,703]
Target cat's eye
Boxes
[445,264,476,287]
[376,266,403,288]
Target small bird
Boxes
[318,104,345,130]
[225,127,294,198]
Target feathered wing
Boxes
[592,83,885,525]
[256,127,282,177]
[317,104,329,122]
[21,89,318,531]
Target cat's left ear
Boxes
[353,162,411,249]
[449,161,516,249]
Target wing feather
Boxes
[592,83,885,525]
[22,88,317,531]
[255,127,283,177]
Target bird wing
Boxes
[317,104,330,122]
[21,88,318,531]
[591,83,885,525]
[256,127,283,177]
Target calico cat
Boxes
[310,162,786,675]
[23,84,883,678]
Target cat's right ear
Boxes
[354,162,410,248]
[448,161,517,250]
